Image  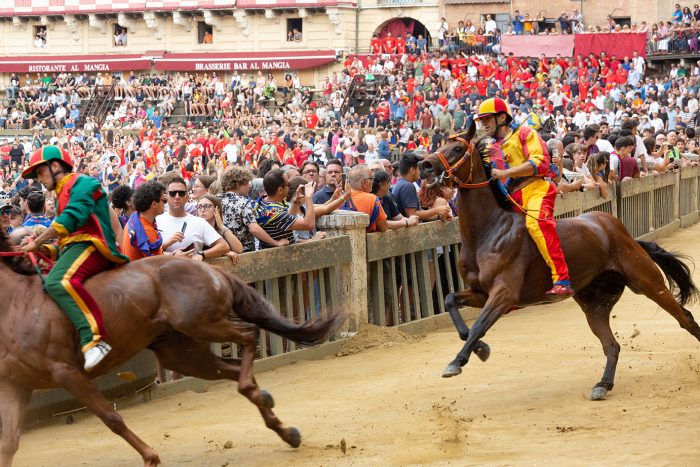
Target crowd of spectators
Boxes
[2,7,700,289]
[647,4,700,54]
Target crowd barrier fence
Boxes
[27,167,700,420]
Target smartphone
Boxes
[341,173,347,186]
[180,222,187,234]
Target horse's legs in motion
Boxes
[171,317,272,409]
[443,283,517,377]
[0,383,31,467]
[445,289,491,361]
[622,252,700,341]
[51,367,161,467]
[573,275,626,401]
[150,333,301,448]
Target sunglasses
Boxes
[168,190,187,198]
[197,204,215,211]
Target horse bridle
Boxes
[432,132,491,189]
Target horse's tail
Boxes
[637,240,699,306]
[225,272,348,346]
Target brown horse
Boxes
[0,229,346,467]
[418,123,700,400]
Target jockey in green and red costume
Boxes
[20,145,129,372]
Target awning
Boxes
[153,50,337,72]
[0,54,152,73]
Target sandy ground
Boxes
[13,225,700,467]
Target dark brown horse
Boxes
[419,123,700,400]
[0,229,346,467]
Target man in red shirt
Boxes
[370,35,382,55]
[383,32,396,54]
[396,35,406,55]
[304,109,319,129]
[614,63,628,85]
[475,77,488,97]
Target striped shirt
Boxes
[254,198,296,249]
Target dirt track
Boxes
[14,225,700,466]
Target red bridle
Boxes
[432,134,491,189]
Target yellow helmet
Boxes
[475,98,513,124]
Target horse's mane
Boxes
[0,229,37,276]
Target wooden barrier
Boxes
[27,167,700,421]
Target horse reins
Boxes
[433,132,549,222]
[433,133,491,189]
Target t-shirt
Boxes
[312,185,335,204]
[619,156,640,180]
[347,190,387,233]
[392,177,420,216]
[380,193,401,219]
[155,212,221,253]
[218,192,257,252]
[22,213,53,228]
[254,198,297,249]
[121,215,163,261]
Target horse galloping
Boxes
[418,122,700,400]
[0,229,346,467]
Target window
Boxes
[287,18,303,42]
[611,16,632,28]
[480,13,508,34]
[198,21,213,44]
[114,25,128,47]
[33,25,47,48]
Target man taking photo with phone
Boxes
[255,169,316,249]
[312,159,343,204]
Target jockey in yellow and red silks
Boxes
[474,98,574,300]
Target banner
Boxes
[574,33,647,59]
[501,34,575,58]
[154,50,337,72]
[0,54,151,73]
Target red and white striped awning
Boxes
[0,54,152,73]
[153,50,337,71]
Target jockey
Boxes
[20,146,129,371]
[474,98,574,300]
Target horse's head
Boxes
[419,122,492,189]
[0,227,42,276]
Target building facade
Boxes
[444,0,678,34]
[0,0,442,86]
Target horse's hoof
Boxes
[260,389,275,409]
[475,342,491,362]
[286,427,302,448]
[441,364,462,378]
[591,386,608,401]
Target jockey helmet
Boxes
[475,98,513,124]
[22,145,74,179]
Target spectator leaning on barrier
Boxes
[196,194,243,262]
[345,164,389,232]
[255,169,315,249]
[218,166,285,252]
[312,159,343,204]
[157,176,229,261]
[369,165,420,230]
[120,180,167,261]
[393,153,451,222]
[614,136,640,181]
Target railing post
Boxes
[317,211,370,333]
